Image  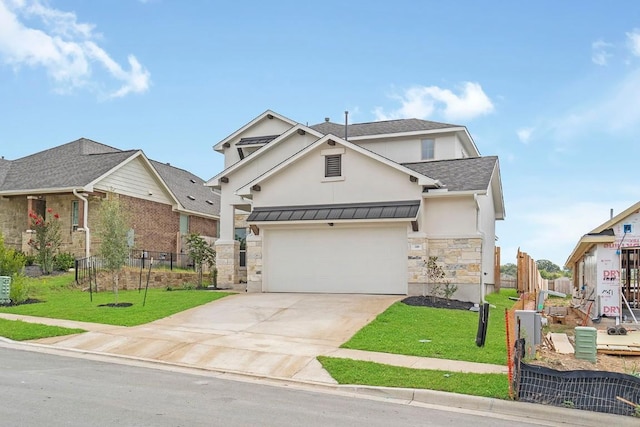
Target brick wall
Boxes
[189,215,217,238]
[118,194,179,253]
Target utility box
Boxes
[574,326,597,363]
[0,276,10,304]
[515,310,542,358]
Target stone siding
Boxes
[409,237,482,302]
[246,233,262,292]
[0,196,27,250]
[89,268,205,291]
[215,240,239,287]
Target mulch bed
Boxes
[0,298,42,307]
[97,302,133,308]
[402,296,475,311]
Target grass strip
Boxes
[0,318,85,341]
[318,356,509,399]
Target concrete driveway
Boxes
[34,293,401,382]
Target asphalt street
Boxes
[0,347,554,427]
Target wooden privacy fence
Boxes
[517,248,547,294]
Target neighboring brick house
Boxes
[0,138,220,259]
[207,110,505,302]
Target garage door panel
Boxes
[264,225,407,294]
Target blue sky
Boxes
[2,0,640,268]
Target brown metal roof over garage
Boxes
[247,200,420,222]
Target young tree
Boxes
[98,195,130,304]
[185,233,216,288]
[27,208,61,274]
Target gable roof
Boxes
[0,138,220,217]
[236,134,439,197]
[213,110,297,152]
[402,157,498,192]
[310,118,461,138]
[565,201,640,267]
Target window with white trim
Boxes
[325,154,342,177]
[421,138,435,160]
[71,200,79,231]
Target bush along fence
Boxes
[74,249,203,287]
[511,338,640,417]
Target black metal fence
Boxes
[75,250,196,285]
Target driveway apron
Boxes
[33,293,401,382]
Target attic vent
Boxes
[325,155,342,178]
[187,195,196,200]
[190,179,196,183]
[205,200,214,205]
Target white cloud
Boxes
[0,0,150,98]
[591,39,612,66]
[374,82,494,122]
[516,127,533,144]
[627,28,640,57]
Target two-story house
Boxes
[206,110,504,302]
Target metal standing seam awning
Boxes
[247,200,420,223]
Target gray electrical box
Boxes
[0,276,10,304]
[515,309,542,358]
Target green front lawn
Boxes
[0,273,233,327]
[0,318,85,341]
[319,356,509,399]
[341,289,516,366]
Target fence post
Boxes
[170,252,174,271]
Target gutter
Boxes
[73,189,90,258]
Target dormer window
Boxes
[325,154,342,177]
[421,138,435,160]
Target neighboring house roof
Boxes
[565,201,640,267]
[150,160,221,215]
[0,138,136,192]
[0,138,220,217]
[248,200,420,223]
[402,156,498,192]
[310,118,460,138]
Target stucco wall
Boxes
[251,143,421,207]
[421,196,477,236]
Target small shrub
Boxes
[9,274,30,304]
[53,252,75,271]
[0,234,26,277]
[23,253,36,266]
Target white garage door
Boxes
[263,224,407,294]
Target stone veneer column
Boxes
[245,233,262,293]
[214,239,239,288]
[427,237,483,302]
[407,234,428,296]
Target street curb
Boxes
[1,338,637,426]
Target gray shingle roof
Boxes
[0,138,220,216]
[402,156,498,192]
[0,138,135,191]
[310,118,460,138]
[150,160,220,216]
[248,200,420,222]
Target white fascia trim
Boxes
[0,186,94,196]
[347,127,466,141]
[422,190,486,198]
[206,124,324,187]
[213,110,298,153]
[236,134,438,196]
